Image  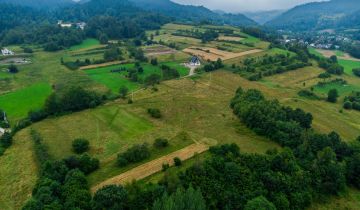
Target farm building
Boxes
[1,48,14,56]
[189,56,201,66]
[57,20,72,28]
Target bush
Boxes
[174,157,182,166]
[8,64,19,73]
[0,146,5,156]
[72,138,90,154]
[148,108,162,118]
[64,153,99,175]
[0,132,12,148]
[352,68,360,77]
[298,90,319,100]
[327,89,339,103]
[28,109,48,122]
[162,163,170,171]
[151,58,158,66]
[318,72,331,79]
[154,138,169,148]
[343,101,353,109]
[117,143,150,167]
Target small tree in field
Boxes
[153,138,169,148]
[72,138,89,154]
[119,86,129,98]
[327,89,339,103]
[8,64,18,73]
[174,157,182,166]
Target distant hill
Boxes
[129,0,257,27]
[266,0,360,31]
[243,10,284,25]
[0,0,74,9]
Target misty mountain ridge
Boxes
[266,0,360,31]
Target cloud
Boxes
[172,0,326,12]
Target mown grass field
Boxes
[17,70,281,190]
[0,129,38,210]
[69,38,101,51]
[262,67,360,141]
[84,62,189,93]
[338,59,360,76]
[0,83,52,122]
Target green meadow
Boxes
[338,59,360,76]
[69,38,101,51]
[0,83,52,122]
[85,62,189,93]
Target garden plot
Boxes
[143,45,178,57]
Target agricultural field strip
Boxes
[80,61,129,70]
[316,49,360,62]
[91,143,209,192]
[183,47,263,61]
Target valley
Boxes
[0,0,360,210]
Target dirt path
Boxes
[80,61,128,70]
[91,143,209,192]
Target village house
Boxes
[57,20,72,28]
[58,20,86,30]
[1,48,14,56]
[189,56,201,66]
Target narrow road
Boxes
[91,143,209,192]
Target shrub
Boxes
[8,64,19,73]
[64,153,99,175]
[148,108,162,118]
[93,185,128,210]
[0,146,5,156]
[353,102,360,111]
[0,132,12,148]
[151,58,158,66]
[353,68,360,77]
[72,138,90,154]
[327,89,339,103]
[119,86,129,99]
[117,143,150,167]
[173,157,182,166]
[28,109,48,122]
[298,90,319,100]
[343,101,353,110]
[318,72,331,79]
[162,163,170,171]
[154,138,169,148]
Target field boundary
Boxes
[91,143,209,192]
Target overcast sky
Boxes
[172,0,326,12]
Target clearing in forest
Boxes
[91,143,209,192]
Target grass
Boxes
[0,83,52,123]
[313,82,358,95]
[338,59,360,76]
[262,67,360,141]
[0,129,38,210]
[69,38,101,51]
[84,62,189,93]
[20,70,281,189]
[308,188,360,210]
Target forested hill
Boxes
[0,0,74,9]
[129,0,257,27]
[265,0,360,31]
